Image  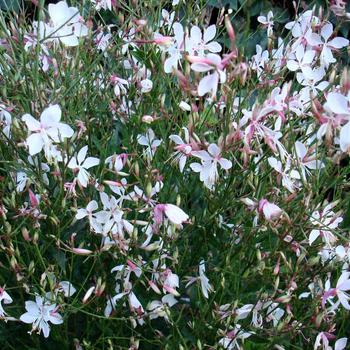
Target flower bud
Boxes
[82,286,95,304]
[142,115,154,123]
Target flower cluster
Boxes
[0,1,350,348]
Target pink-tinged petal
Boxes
[218,158,232,170]
[77,145,88,164]
[328,37,349,49]
[27,133,44,155]
[72,247,93,255]
[321,23,333,42]
[262,202,282,221]
[164,203,189,224]
[327,92,349,115]
[22,114,41,131]
[206,53,222,66]
[82,157,100,169]
[41,105,61,126]
[198,72,218,97]
[128,292,144,312]
[204,25,216,43]
[339,122,350,152]
[309,229,320,245]
[73,22,88,37]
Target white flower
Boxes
[340,121,350,153]
[163,22,185,73]
[294,141,324,180]
[98,192,133,236]
[91,0,112,11]
[0,105,11,138]
[154,203,189,226]
[186,260,213,299]
[147,294,178,321]
[190,143,232,190]
[56,281,76,297]
[268,157,300,193]
[188,25,222,55]
[324,92,350,116]
[0,287,13,318]
[140,79,153,93]
[258,11,274,36]
[307,22,349,67]
[76,200,103,233]
[95,32,112,52]
[309,203,343,246]
[68,146,100,187]
[20,295,63,338]
[169,128,192,172]
[137,128,162,160]
[22,105,74,157]
[48,1,88,47]
[258,199,282,221]
[287,45,315,78]
[190,54,226,97]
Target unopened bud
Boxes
[82,286,95,303]
[142,115,154,123]
[275,294,291,303]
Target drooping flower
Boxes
[154,204,189,226]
